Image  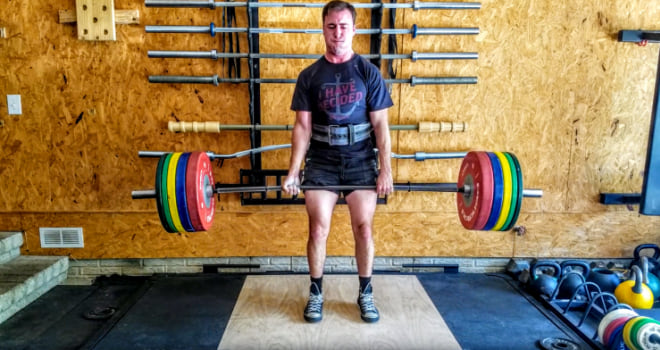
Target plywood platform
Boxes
[218,275,461,350]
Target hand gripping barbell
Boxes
[131,151,543,233]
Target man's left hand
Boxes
[376,171,393,196]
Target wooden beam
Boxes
[58,9,139,25]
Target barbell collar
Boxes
[145,0,481,10]
[148,50,478,61]
[149,74,477,86]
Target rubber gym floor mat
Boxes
[218,274,461,350]
[417,273,592,350]
[92,274,245,350]
[0,275,148,350]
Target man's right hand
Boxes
[282,174,301,196]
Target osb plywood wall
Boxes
[0,0,659,259]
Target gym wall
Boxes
[1,0,659,260]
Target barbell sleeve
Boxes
[145,24,479,37]
[145,0,482,10]
[147,49,478,61]
[167,121,466,133]
[131,185,543,199]
[148,74,477,85]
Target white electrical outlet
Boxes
[7,95,21,115]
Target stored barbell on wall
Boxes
[145,23,479,37]
[145,0,481,10]
[132,151,543,233]
[167,120,467,134]
[138,146,469,161]
[149,74,477,85]
[148,50,478,61]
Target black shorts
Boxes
[301,148,379,197]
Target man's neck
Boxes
[324,50,354,64]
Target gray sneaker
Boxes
[304,283,323,323]
[357,287,380,323]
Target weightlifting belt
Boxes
[311,123,372,146]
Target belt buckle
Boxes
[328,124,341,146]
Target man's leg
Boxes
[345,190,379,323]
[302,190,338,323]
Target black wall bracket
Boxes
[600,30,660,215]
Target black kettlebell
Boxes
[556,260,590,299]
[529,261,561,297]
[629,243,660,277]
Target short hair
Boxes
[322,0,356,24]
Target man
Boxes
[282,0,394,324]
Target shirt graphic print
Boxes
[318,73,364,123]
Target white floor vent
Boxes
[39,227,84,248]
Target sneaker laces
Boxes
[307,293,323,313]
[358,292,377,313]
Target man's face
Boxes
[323,9,356,56]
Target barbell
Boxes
[145,23,479,37]
[148,74,477,85]
[131,151,543,233]
[145,0,482,10]
[166,120,467,133]
[148,50,479,61]
[138,146,468,161]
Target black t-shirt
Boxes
[291,54,393,154]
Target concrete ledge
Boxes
[0,232,23,265]
[64,256,635,285]
[0,256,68,324]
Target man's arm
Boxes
[282,110,312,195]
[370,108,393,196]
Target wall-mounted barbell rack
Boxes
[145,0,480,204]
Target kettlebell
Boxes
[629,243,660,277]
[642,256,660,301]
[614,265,654,309]
[586,267,621,294]
[557,260,590,299]
[529,261,561,297]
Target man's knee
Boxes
[309,223,330,242]
[352,221,373,241]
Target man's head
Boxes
[322,1,357,59]
[322,0,356,24]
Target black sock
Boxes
[310,276,323,295]
[359,276,372,294]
